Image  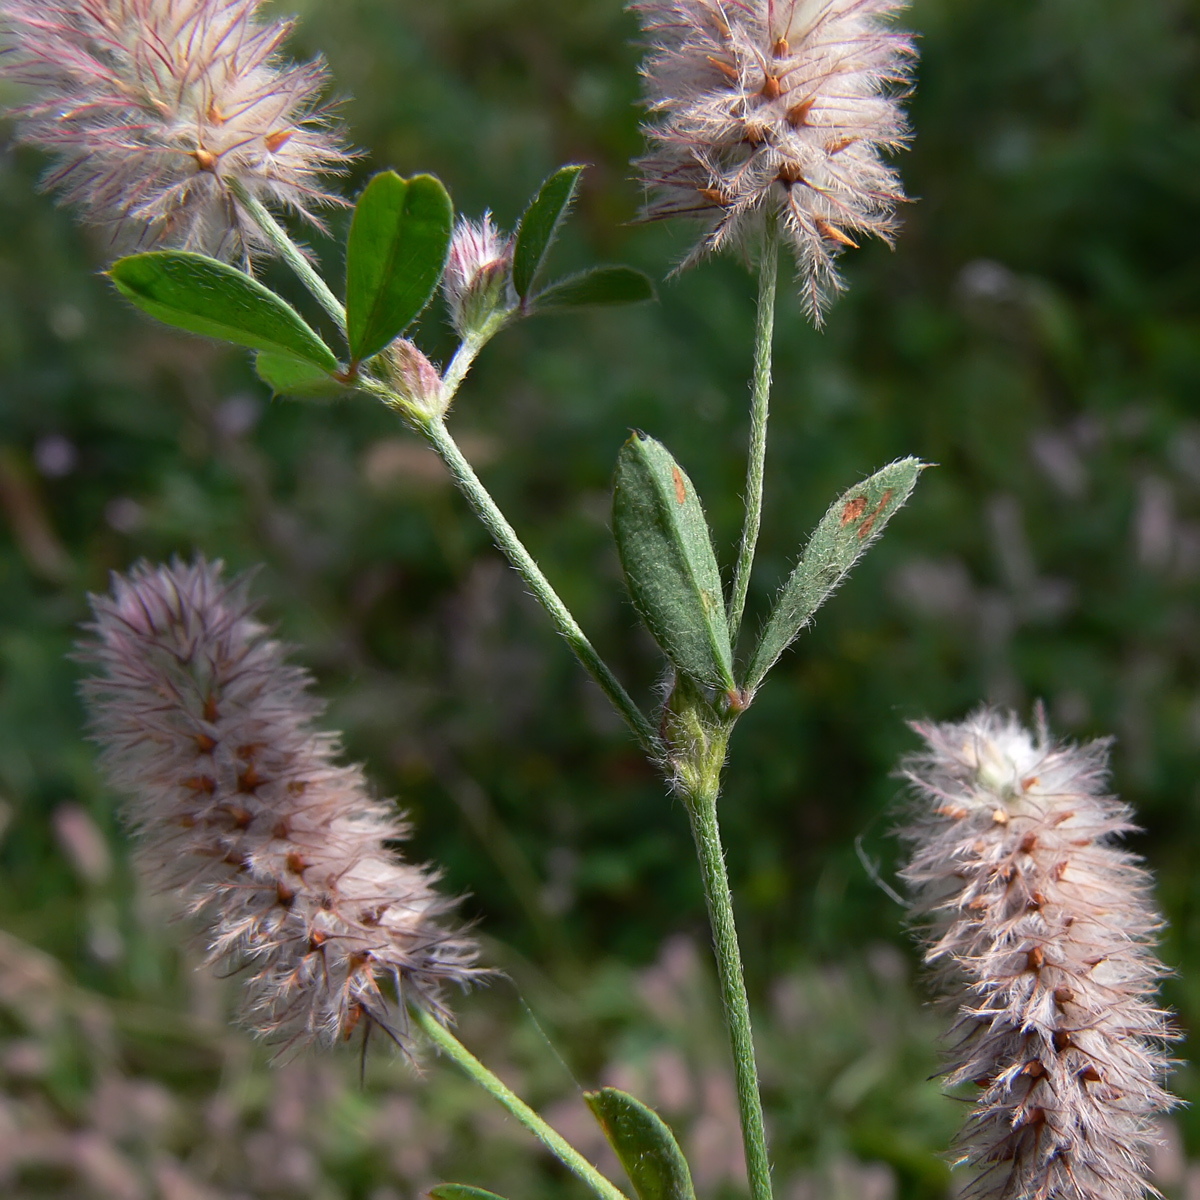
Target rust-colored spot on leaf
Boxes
[841,496,868,526]
[672,466,687,505]
[858,488,896,540]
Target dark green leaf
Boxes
[345,171,453,363]
[512,165,584,300]
[429,1187,509,1200]
[612,433,734,693]
[585,1088,696,1200]
[109,251,338,370]
[534,267,655,312]
[745,457,927,690]
[254,352,348,400]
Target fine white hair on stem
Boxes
[79,558,481,1055]
[898,708,1176,1200]
[0,0,352,262]
[631,0,914,323]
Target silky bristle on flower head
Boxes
[0,0,352,261]
[631,0,914,324]
[898,708,1176,1200]
[78,558,481,1054]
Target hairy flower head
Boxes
[632,0,914,323]
[443,212,513,336]
[79,558,480,1053]
[0,0,351,261]
[899,708,1176,1200]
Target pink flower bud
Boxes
[442,214,512,335]
[386,339,443,413]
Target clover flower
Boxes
[0,0,351,261]
[79,558,479,1052]
[631,0,914,322]
[899,709,1175,1200]
[442,212,513,336]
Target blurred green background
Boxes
[0,0,1198,1196]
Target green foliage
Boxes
[513,165,585,300]
[746,458,926,690]
[345,171,454,363]
[255,351,350,400]
[585,1087,696,1200]
[612,433,734,694]
[430,1185,511,1200]
[533,266,655,312]
[108,251,339,369]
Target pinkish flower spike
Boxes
[442,212,513,336]
[630,0,915,324]
[0,0,353,262]
[899,708,1177,1200]
[79,558,481,1053]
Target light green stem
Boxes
[687,781,773,1200]
[726,217,779,648]
[231,179,348,334]
[414,1007,630,1200]
[420,416,662,759]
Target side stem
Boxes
[413,1007,630,1200]
[231,180,348,334]
[419,415,662,760]
[687,784,773,1200]
[726,217,779,648]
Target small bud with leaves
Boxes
[385,339,444,416]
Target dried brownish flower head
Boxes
[0,0,352,261]
[632,0,914,323]
[79,558,480,1054]
[899,708,1176,1200]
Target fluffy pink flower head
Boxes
[631,0,914,323]
[0,0,352,261]
[442,212,513,336]
[79,558,480,1053]
[899,708,1176,1200]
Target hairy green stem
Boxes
[420,415,662,759]
[231,180,348,334]
[414,1007,629,1200]
[687,780,773,1200]
[726,217,779,648]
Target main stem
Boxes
[420,416,662,759]
[232,180,348,334]
[688,782,773,1200]
[413,1007,629,1200]
[726,217,779,647]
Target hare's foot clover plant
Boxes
[0,0,1177,1198]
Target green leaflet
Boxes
[533,266,655,312]
[109,251,338,370]
[512,164,584,300]
[254,352,347,400]
[585,1088,696,1200]
[428,1187,509,1200]
[745,457,927,691]
[612,433,735,693]
[345,171,453,363]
